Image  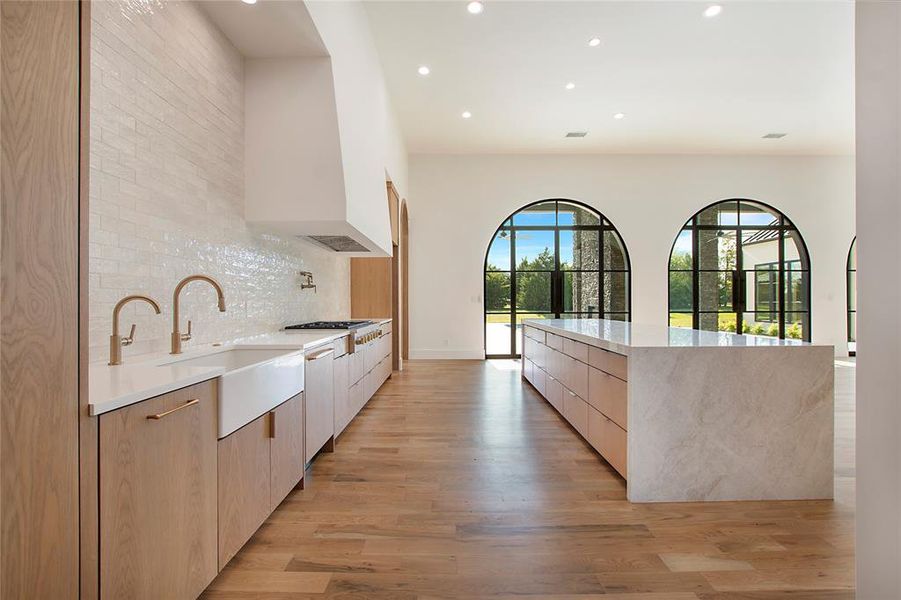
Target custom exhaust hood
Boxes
[202,1,394,257]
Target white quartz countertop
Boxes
[523,318,828,356]
[89,319,391,416]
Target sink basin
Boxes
[168,348,290,371]
[164,347,305,438]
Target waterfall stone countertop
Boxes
[523,318,815,356]
[89,320,391,416]
[521,318,835,503]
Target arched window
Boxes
[847,237,856,355]
[484,199,631,358]
[668,199,810,340]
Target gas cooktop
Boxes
[284,320,373,330]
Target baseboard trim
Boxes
[409,349,485,360]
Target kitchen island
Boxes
[522,319,834,503]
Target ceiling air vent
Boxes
[762,132,788,139]
[306,235,370,252]
[566,131,588,138]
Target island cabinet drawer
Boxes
[562,354,589,400]
[588,409,627,479]
[545,375,563,413]
[523,336,546,369]
[524,326,545,344]
[522,359,533,383]
[546,332,563,351]
[532,365,547,397]
[588,346,628,381]
[564,390,589,437]
[588,367,628,430]
[545,347,563,381]
[562,337,589,363]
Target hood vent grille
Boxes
[306,235,370,252]
[566,131,588,138]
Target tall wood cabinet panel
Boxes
[99,381,218,600]
[1,2,82,597]
[269,392,304,512]
[350,257,392,318]
[218,413,272,570]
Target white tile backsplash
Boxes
[90,0,350,363]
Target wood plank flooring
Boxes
[202,359,855,599]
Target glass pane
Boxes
[515,271,551,312]
[783,312,808,340]
[558,201,600,226]
[698,312,737,333]
[563,271,599,313]
[603,272,629,313]
[698,271,732,311]
[486,230,511,270]
[669,312,692,328]
[512,201,556,226]
[783,230,807,265]
[670,230,692,269]
[784,270,808,313]
[514,230,555,270]
[848,312,857,343]
[606,313,629,322]
[739,201,778,226]
[743,313,780,337]
[741,230,779,271]
[848,271,857,311]
[485,313,512,355]
[669,271,693,312]
[484,271,511,311]
[604,231,628,270]
[697,229,736,270]
[750,267,778,314]
[696,201,738,227]
[559,230,599,270]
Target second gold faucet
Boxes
[170,275,226,355]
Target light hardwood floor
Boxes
[203,359,856,599]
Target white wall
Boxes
[408,154,854,358]
[855,2,901,597]
[89,0,350,362]
[305,1,410,253]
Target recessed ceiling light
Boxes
[588,37,601,47]
[241,0,257,4]
[417,65,430,76]
[613,112,625,119]
[704,4,722,17]
[467,1,484,14]
[461,111,472,119]
[565,82,576,90]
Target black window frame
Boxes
[484,199,632,359]
[847,236,856,356]
[667,198,811,341]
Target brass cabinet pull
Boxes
[305,348,334,361]
[146,398,199,420]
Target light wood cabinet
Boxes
[100,381,218,600]
[546,375,563,413]
[270,393,304,512]
[563,390,589,437]
[305,345,335,463]
[588,366,628,430]
[599,414,628,478]
[588,346,628,381]
[218,412,271,570]
[334,352,352,436]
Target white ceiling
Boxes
[201,0,327,58]
[364,1,854,155]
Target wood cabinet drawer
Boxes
[563,390,589,438]
[600,414,627,478]
[525,326,546,344]
[546,347,563,381]
[546,332,563,351]
[533,365,546,397]
[545,375,563,414]
[588,346,628,381]
[563,337,589,363]
[587,405,604,454]
[588,366,628,430]
[564,354,589,400]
